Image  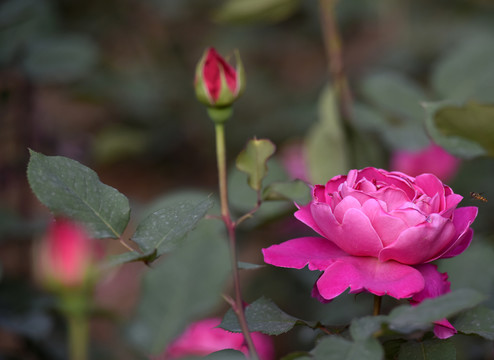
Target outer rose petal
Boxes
[379,214,456,264]
[316,257,425,300]
[262,237,347,271]
[411,264,456,339]
[435,206,478,259]
[311,203,383,257]
[433,319,457,339]
[294,203,326,237]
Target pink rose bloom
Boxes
[390,143,460,182]
[37,218,95,288]
[263,168,477,337]
[151,318,274,360]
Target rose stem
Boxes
[318,0,353,123]
[373,295,382,316]
[215,122,259,360]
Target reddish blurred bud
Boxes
[194,47,245,109]
[390,143,460,182]
[36,219,95,290]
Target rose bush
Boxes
[263,168,477,336]
[151,318,274,360]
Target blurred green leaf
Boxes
[104,251,152,268]
[388,289,485,334]
[213,0,300,24]
[312,336,383,360]
[262,180,311,204]
[432,36,494,103]
[439,240,494,295]
[131,229,230,355]
[238,261,265,270]
[398,339,455,360]
[91,126,148,165]
[281,352,312,360]
[220,297,316,335]
[27,150,130,239]
[23,34,98,83]
[201,350,247,359]
[132,197,213,256]
[349,316,386,341]
[361,71,427,120]
[306,85,348,184]
[454,306,494,340]
[236,138,276,192]
[424,102,491,158]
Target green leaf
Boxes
[262,180,311,204]
[361,71,427,120]
[130,229,230,355]
[312,336,384,360]
[350,316,386,341]
[398,339,455,360]
[201,350,247,359]
[388,289,485,334]
[454,306,494,340]
[23,35,98,83]
[431,35,494,103]
[424,101,491,158]
[132,197,213,256]
[27,150,130,239]
[306,85,348,184]
[220,297,315,335]
[238,261,265,270]
[281,352,312,360]
[103,251,156,269]
[236,138,276,191]
[213,0,300,24]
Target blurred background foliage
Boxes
[1,0,494,358]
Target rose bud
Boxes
[194,47,245,109]
[36,218,95,290]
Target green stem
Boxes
[214,123,259,360]
[68,312,88,360]
[319,0,353,123]
[373,295,382,316]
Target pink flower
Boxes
[37,218,95,289]
[280,142,310,183]
[194,47,245,108]
[390,143,460,182]
[263,167,477,306]
[151,318,274,360]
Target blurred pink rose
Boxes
[390,143,460,182]
[263,167,477,337]
[37,218,95,289]
[151,318,274,360]
[280,142,310,183]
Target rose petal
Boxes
[379,214,456,264]
[324,174,347,194]
[316,257,425,300]
[311,203,383,256]
[333,196,361,223]
[433,319,457,339]
[411,264,450,303]
[262,237,347,271]
[361,200,408,247]
[435,206,478,259]
[294,203,325,237]
[415,174,445,208]
[410,264,456,339]
[442,194,463,218]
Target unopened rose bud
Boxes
[36,219,95,290]
[194,47,245,111]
